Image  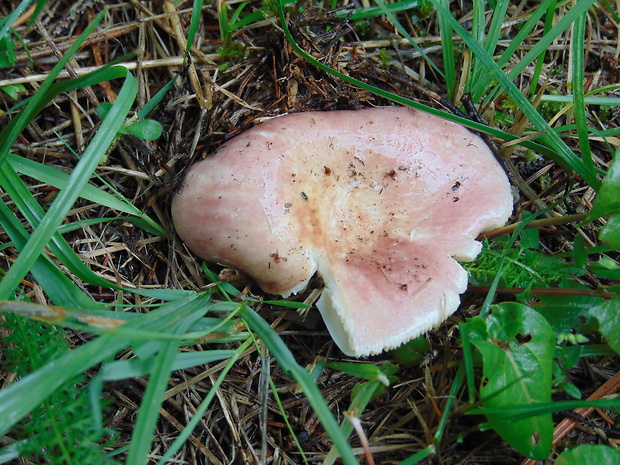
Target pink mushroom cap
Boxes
[172,107,513,356]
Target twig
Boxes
[478,213,589,240]
[520,370,620,465]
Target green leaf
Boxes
[326,361,397,384]
[239,304,359,465]
[599,214,620,249]
[0,10,107,164]
[588,297,620,355]
[391,336,431,366]
[573,235,587,269]
[96,102,113,119]
[589,152,620,219]
[0,72,138,300]
[0,31,17,68]
[556,445,620,465]
[0,291,210,436]
[101,350,236,381]
[534,294,602,334]
[323,378,385,465]
[126,119,163,140]
[462,303,555,459]
[1,83,26,99]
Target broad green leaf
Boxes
[1,83,25,99]
[589,152,620,219]
[588,297,620,354]
[391,336,431,366]
[534,294,603,334]
[556,444,620,465]
[462,303,555,459]
[126,119,163,140]
[599,215,620,249]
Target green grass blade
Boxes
[7,153,164,235]
[185,0,205,54]
[239,304,359,465]
[7,61,132,117]
[437,0,455,99]
[0,0,33,41]
[138,75,178,118]
[101,350,236,381]
[268,374,310,464]
[125,313,201,465]
[469,0,556,101]
[0,201,105,310]
[396,446,436,465]
[541,94,620,106]
[433,361,466,442]
[0,72,138,300]
[472,398,620,425]
[336,0,420,21]
[473,0,597,102]
[155,338,253,465]
[429,0,600,189]
[0,160,151,293]
[276,0,571,166]
[0,10,105,163]
[0,292,209,436]
[468,0,486,87]
[8,154,141,216]
[323,379,384,464]
[528,0,556,96]
[54,216,163,237]
[374,0,444,79]
[484,0,510,57]
[571,12,593,168]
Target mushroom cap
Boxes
[172,107,513,356]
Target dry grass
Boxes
[1,0,619,464]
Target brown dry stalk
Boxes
[520,370,620,465]
[478,213,589,240]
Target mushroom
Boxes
[172,107,513,356]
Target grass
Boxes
[1,0,620,463]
